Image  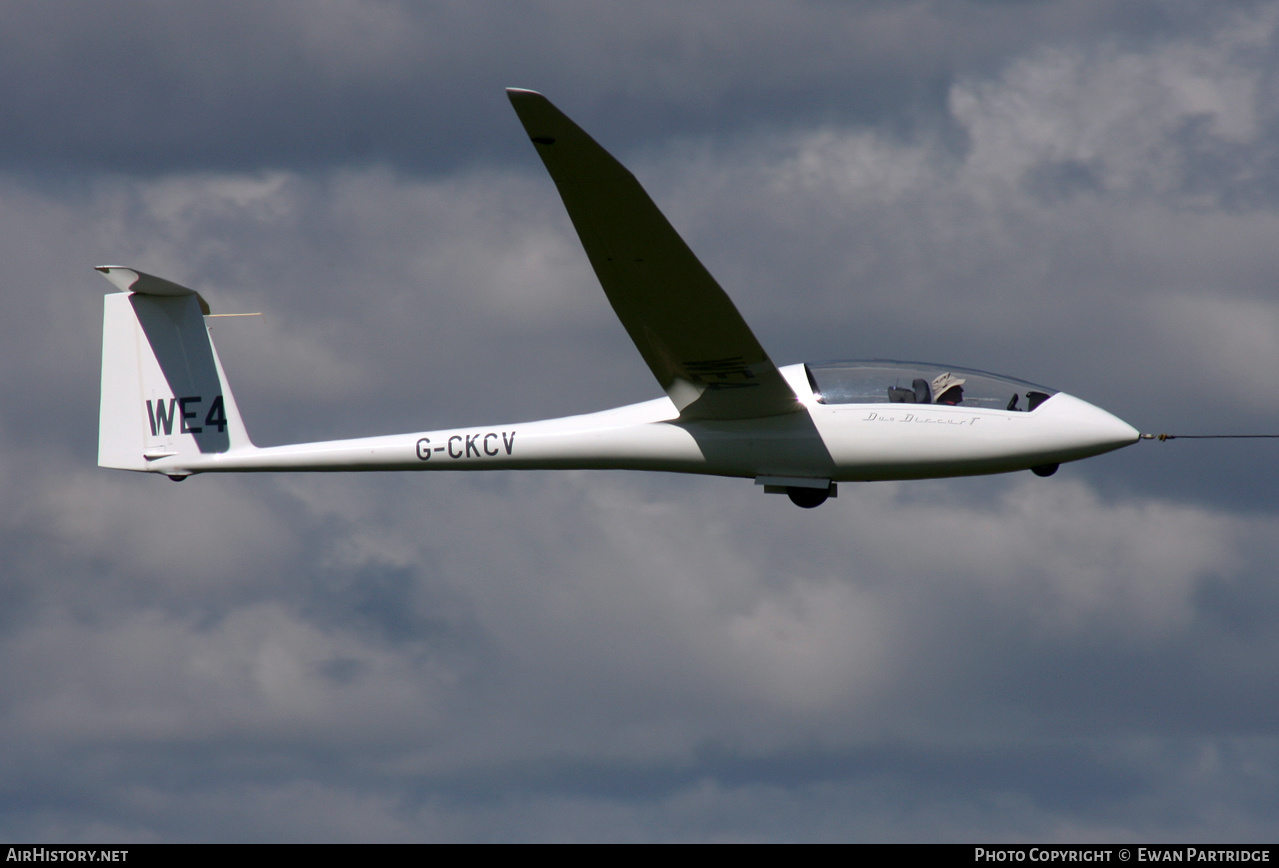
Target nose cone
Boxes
[1040,393,1140,459]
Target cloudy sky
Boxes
[3,0,1279,842]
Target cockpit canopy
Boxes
[805,360,1058,412]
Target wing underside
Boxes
[507,88,800,421]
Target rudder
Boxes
[97,267,253,474]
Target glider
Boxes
[96,89,1139,507]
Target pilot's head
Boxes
[932,372,966,405]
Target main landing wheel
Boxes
[1031,463,1059,477]
[787,487,829,509]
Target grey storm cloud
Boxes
[2,0,1279,843]
[0,0,1242,174]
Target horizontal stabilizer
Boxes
[95,265,211,315]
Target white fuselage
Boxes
[149,365,1139,482]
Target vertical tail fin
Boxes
[97,267,253,474]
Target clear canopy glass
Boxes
[804,360,1058,412]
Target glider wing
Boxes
[507,89,801,420]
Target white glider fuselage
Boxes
[129,361,1136,484]
[96,89,1139,506]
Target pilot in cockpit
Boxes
[931,372,966,405]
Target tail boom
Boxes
[129,397,839,483]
